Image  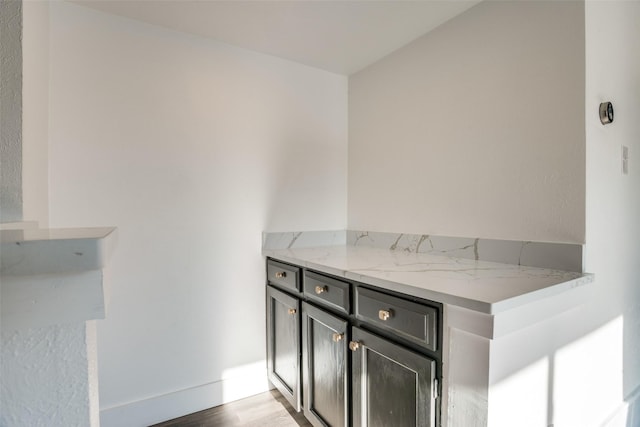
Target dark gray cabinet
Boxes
[350,327,437,427]
[266,258,441,427]
[266,285,301,412]
[302,302,349,427]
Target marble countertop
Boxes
[264,245,593,314]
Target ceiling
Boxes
[71,0,481,75]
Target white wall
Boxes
[22,0,50,227]
[47,2,347,425]
[350,0,640,425]
[348,1,585,244]
[584,0,640,423]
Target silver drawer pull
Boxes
[378,309,392,321]
[275,271,287,279]
[288,308,297,315]
[349,341,361,352]
[315,285,328,295]
[332,333,344,342]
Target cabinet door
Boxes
[267,286,301,412]
[351,327,437,427]
[302,303,349,427]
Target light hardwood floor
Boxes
[150,390,312,427]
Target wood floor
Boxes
[150,390,312,427]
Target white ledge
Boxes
[1,225,117,330]
[1,226,117,276]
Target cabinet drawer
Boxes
[355,286,438,352]
[267,259,301,293]
[304,271,350,315]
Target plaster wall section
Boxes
[0,0,23,222]
[0,227,114,427]
[1,322,95,427]
[348,1,585,244]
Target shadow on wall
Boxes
[488,311,630,426]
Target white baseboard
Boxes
[100,365,271,427]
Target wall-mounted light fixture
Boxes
[599,102,614,124]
